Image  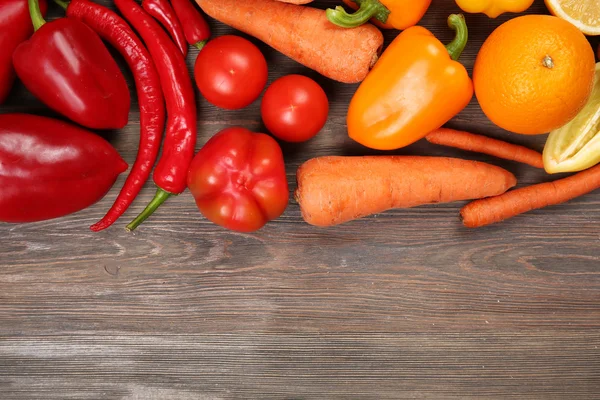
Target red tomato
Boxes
[187,127,289,233]
[261,74,329,142]
[194,35,268,110]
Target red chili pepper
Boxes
[187,127,289,233]
[142,0,188,57]
[170,0,210,49]
[12,0,130,130]
[115,0,197,231]
[0,114,128,223]
[0,0,47,104]
[59,0,166,232]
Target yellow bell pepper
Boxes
[455,0,534,18]
[543,63,600,174]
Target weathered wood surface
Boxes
[1,0,599,398]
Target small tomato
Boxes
[194,35,268,110]
[261,75,329,142]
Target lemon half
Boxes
[545,0,600,36]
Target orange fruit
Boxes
[473,15,596,135]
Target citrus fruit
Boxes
[544,63,600,174]
[545,0,600,36]
[473,15,596,135]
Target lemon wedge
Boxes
[544,63,600,173]
[545,0,600,36]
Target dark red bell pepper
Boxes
[0,114,128,223]
[187,127,289,232]
[0,0,47,104]
[170,0,210,49]
[12,0,131,130]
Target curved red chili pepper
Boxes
[142,0,188,57]
[115,0,197,232]
[170,0,210,49]
[0,114,128,223]
[59,0,166,232]
[0,0,47,104]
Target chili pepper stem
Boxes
[28,0,46,31]
[445,14,468,61]
[326,0,390,28]
[53,0,69,10]
[193,39,207,50]
[126,188,172,231]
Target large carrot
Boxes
[461,163,600,228]
[426,128,544,169]
[195,0,383,83]
[295,156,517,227]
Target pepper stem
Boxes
[28,0,46,31]
[193,39,208,51]
[445,14,469,61]
[326,0,390,28]
[126,188,172,232]
[53,0,69,10]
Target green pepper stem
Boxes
[28,0,46,31]
[326,0,390,28]
[445,14,468,61]
[193,39,207,51]
[126,188,172,232]
[53,0,69,10]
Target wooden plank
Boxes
[1,333,599,399]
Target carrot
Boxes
[195,0,384,83]
[295,156,517,227]
[426,128,544,169]
[276,0,313,3]
[461,163,600,228]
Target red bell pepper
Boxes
[0,0,47,104]
[0,114,128,223]
[187,127,289,232]
[12,0,130,130]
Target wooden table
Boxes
[2,0,599,398]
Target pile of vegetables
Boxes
[1,0,600,233]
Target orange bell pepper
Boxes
[327,0,431,30]
[348,14,474,151]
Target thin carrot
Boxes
[426,128,544,168]
[295,156,517,227]
[276,0,313,3]
[461,163,600,228]
[195,0,383,84]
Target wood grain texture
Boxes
[1,0,600,398]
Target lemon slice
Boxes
[544,63,600,173]
[545,0,600,36]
